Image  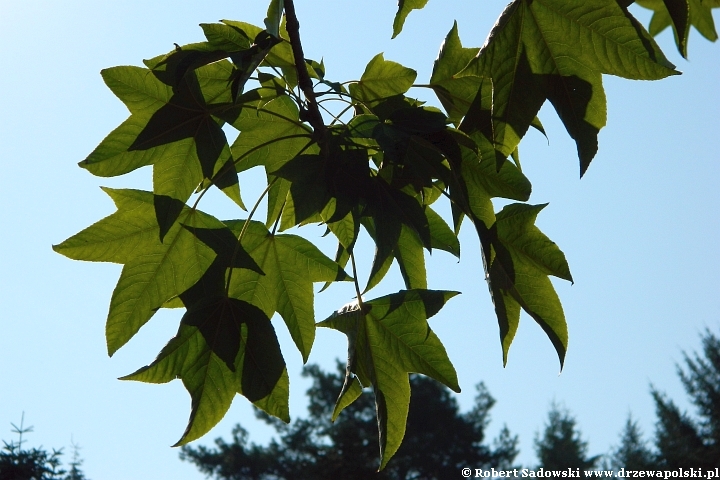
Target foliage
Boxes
[53,0,718,467]
[651,328,720,468]
[64,442,90,480]
[180,363,518,478]
[534,404,599,470]
[0,415,89,480]
[607,416,654,470]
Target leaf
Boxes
[331,375,363,422]
[318,289,459,469]
[363,220,427,293]
[84,61,245,239]
[200,23,252,51]
[429,22,482,125]
[231,95,315,174]
[349,54,417,104]
[79,67,175,177]
[121,296,288,445]
[392,0,430,38]
[221,20,296,69]
[363,180,432,283]
[426,206,460,257]
[130,70,236,236]
[53,188,224,356]
[638,0,691,57]
[226,220,351,362]
[460,0,679,175]
[101,66,174,116]
[489,203,572,368]
[637,0,718,55]
[264,0,284,38]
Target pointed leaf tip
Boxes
[392,0,430,38]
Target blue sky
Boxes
[1,1,718,478]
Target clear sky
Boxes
[1,1,718,478]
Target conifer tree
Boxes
[607,416,654,470]
[181,364,517,479]
[651,329,720,468]
[535,404,599,470]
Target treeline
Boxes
[0,414,89,480]
[4,329,717,479]
[180,329,720,478]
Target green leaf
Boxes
[121,296,288,445]
[227,220,351,362]
[101,66,174,116]
[426,206,460,257]
[201,23,252,51]
[53,188,225,356]
[363,220,428,293]
[392,0,430,38]
[221,20,296,69]
[231,95,315,173]
[318,289,459,469]
[637,0,718,55]
[642,0,692,57]
[429,22,482,125]
[331,375,363,422]
[349,54,417,104]
[490,203,572,368]
[79,67,175,177]
[460,0,679,175]
[363,180,432,283]
[264,0,284,38]
[85,61,245,238]
[128,70,229,177]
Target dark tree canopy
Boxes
[181,364,517,479]
[0,416,90,480]
[535,404,599,470]
[607,416,654,470]
[651,329,720,468]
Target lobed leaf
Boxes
[121,296,288,445]
[637,0,718,57]
[490,203,572,368]
[460,0,679,175]
[226,220,351,362]
[53,188,225,356]
[318,289,459,469]
[429,22,482,125]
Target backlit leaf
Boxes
[121,296,288,445]
[392,0,430,38]
[227,220,351,362]
[490,203,572,367]
[460,0,679,175]
[318,289,459,468]
[53,188,224,356]
[349,54,417,104]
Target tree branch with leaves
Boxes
[53,0,718,470]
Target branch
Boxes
[283,0,326,137]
